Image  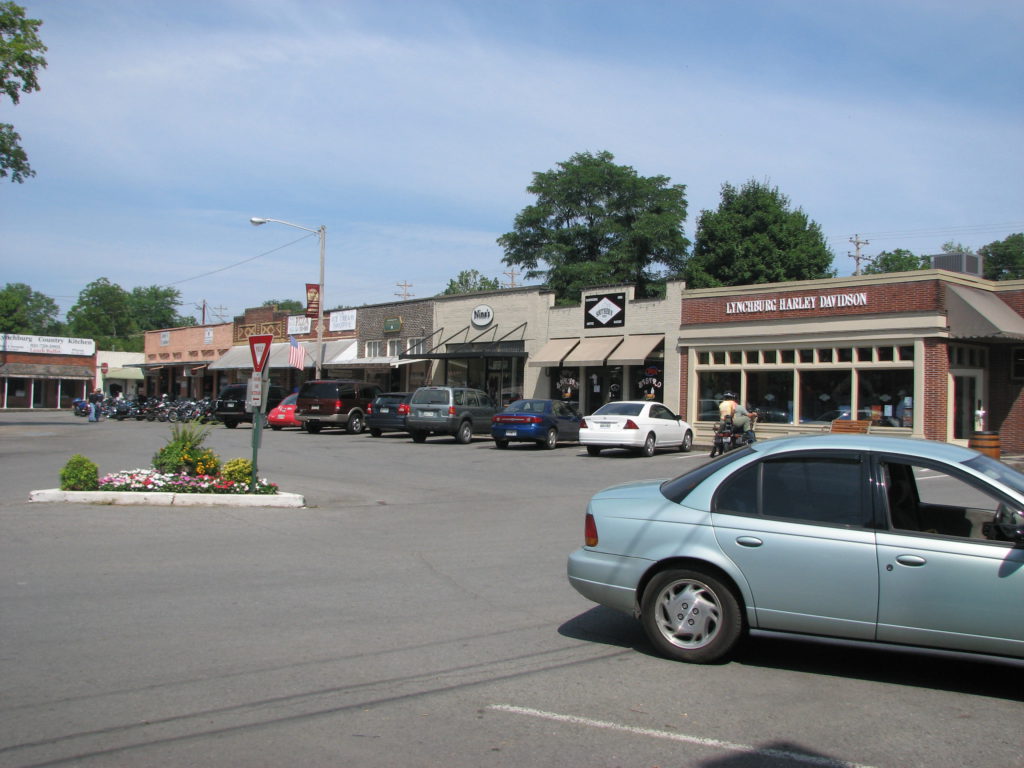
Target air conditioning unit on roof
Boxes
[931,252,983,276]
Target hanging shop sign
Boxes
[305,283,321,318]
[585,293,626,329]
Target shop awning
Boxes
[0,362,94,380]
[605,334,664,366]
[208,339,357,370]
[103,367,145,381]
[562,336,623,367]
[207,346,253,370]
[947,284,1024,341]
[528,338,580,367]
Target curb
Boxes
[28,489,306,508]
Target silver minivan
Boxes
[405,386,497,444]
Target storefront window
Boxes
[799,370,851,423]
[635,363,662,403]
[552,368,579,408]
[858,370,913,427]
[697,371,740,421]
[746,371,794,423]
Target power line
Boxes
[162,233,316,286]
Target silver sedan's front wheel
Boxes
[640,568,743,663]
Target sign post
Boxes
[248,335,274,492]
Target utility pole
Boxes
[210,305,230,323]
[395,281,414,300]
[502,267,519,288]
[848,234,872,275]
[193,300,208,324]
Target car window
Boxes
[881,458,1013,542]
[300,382,339,399]
[650,404,674,420]
[453,390,466,406]
[412,389,449,405]
[464,391,479,407]
[594,402,643,417]
[714,462,759,517]
[478,393,494,409]
[761,457,867,527]
[663,447,754,504]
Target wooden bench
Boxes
[830,419,870,434]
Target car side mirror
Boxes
[983,504,1024,545]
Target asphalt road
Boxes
[1,412,1021,768]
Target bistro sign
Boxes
[0,333,96,356]
[726,291,869,315]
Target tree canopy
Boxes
[0,281,61,334]
[441,269,500,296]
[980,233,1024,281]
[130,285,195,330]
[862,248,930,275]
[684,179,835,288]
[262,298,305,313]
[498,150,689,304]
[64,279,192,351]
[0,1,47,183]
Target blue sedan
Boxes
[567,434,1024,663]
[491,399,581,450]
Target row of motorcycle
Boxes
[72,396,217,423]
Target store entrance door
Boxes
[951,369,985,441]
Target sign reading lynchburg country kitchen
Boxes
[585,292,626,329]
[0,333,96,356]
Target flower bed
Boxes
[99,468,278,495]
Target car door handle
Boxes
[895,555,927,567]
[736,536,763,548]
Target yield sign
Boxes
[248,334,274,373]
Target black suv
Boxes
[405,386,498,443]
[214,383,287,429]
[365,392,412,437]
[295,379,382,434]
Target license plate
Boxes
[380,407,390,414]
[311,404,320,411]
[600,423,612,428]
[505,429,517,437]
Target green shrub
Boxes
[60,454,99,491]
[221,458,253,484]
[153,422,220,476]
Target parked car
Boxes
[267,393,302,431]
[365,392,412,437]
[491,398,581,450]
[405,386,497,444]
[214,383,287,429]
[295,379,382,434]
[567,434,1024,664]
[579,400,693,457]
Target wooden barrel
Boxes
[968,431,1000,459]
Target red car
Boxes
[268,393,302,430]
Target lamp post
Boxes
[250,217,327,379]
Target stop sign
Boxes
[100,362,109,374]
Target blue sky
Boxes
[3,0,1022,324]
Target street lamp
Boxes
[250,217,327,379]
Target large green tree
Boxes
[0,281,61,333]
[980,233,1024,281]
[0,1,47,183]
[862,248,930,274]
[684,179,835,287]
[262,298,304,313]
[441,269,500,295]
[130,285,195,330]
[498,150,689,304]
[66,278,139,350]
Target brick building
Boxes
[677,270,1024,451]
[0,333,96,408]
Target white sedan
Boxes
[579,401,694,457]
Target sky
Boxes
[3,0,1023,325]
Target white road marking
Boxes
[488,704,878,768]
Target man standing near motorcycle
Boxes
[87,388,103,422]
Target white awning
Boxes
[528,338,580,367]
[209,339,358,370]
[947,284,1024,340]
[103,367,145,381]
[605,334,664,366]
[562,336,623,367]
[208,346,253,370]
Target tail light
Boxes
[584,513,598,547]
[623,419,639,430]
[493,415,542,424]
[367,403,374,415]
[580,418,589,429]
[335,400,343,411]
[398,403,410,415]
[448,406,456,416]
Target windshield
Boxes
[963,455,1024,496]
[593,402,643,417]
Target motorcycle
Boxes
[72,398,90,417]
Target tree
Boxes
[498,150,689,304]
[0,281,61,334]
[684,179,835,288]
[0,2,47,183]
[441,270,500,296]
[66,278,139,350]
[262,298,304,313]
[862,248,929,275]
[980,233,1024,281]
[130,285,195,330]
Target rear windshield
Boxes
[376,394,410,405]
[505,399,548,413]
[218,386,246,399]
[412,389,450,405]
[593,402,643,417]
[299,382,340,399]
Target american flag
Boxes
[288,336,306,370]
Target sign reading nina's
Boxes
[726,291,868,315]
